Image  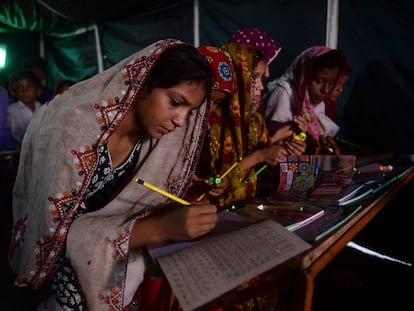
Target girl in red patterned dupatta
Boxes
[184,45,237,205]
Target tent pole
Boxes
[326,0,339,49]
[93,24,104,73]
[39,32,45,57]
[193,0,200,47]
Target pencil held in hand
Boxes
[243,164,268,183]
[135,178,190,205]
[196,159,240,201]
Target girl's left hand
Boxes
[285,139,306,156]
[206,176,230,197]
[319,135,340,155]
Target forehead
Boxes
[168,80,207,104]
[15,78,35,85]
[311,67,340,80]
[255,60,266,74]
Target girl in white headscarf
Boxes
[264,46,346,154]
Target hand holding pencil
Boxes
[134,177,219,240]
[196,159,240,201]
[243,145,287,183]
[319,135,339,155]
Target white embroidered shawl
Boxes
[9,39,208,310]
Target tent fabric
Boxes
[0,0,413,154]
[0,0,180,33]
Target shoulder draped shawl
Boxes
[9,39,208,310]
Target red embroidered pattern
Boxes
[98,286,123,311]
[105,229,130,261]
[8,216,26,258]
[26,38,181,294]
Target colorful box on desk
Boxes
[258,155,319,200]
[257,155,356,201]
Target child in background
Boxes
[54,79,76,96]
[0,85,15,151]
[325,61,352,121]
[264,46,347,154]
[7,69,42,149]
[23,56,54,104]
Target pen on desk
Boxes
[257,204,304,212]
[243,164,268,183]
[135,178,190,205]
[196,159,241,201]
[334,166,353,175]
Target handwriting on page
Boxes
[157,219,311,311]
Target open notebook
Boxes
[146,210,311,311]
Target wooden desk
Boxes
[292,165,414,311]
[198,164,414,311]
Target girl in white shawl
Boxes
[8,39,218,310]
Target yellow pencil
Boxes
[219,160,240,179]
[135,178,190,205]
[196,159,241,201]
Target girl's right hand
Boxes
[261,145,288,166]
[159,203,219,241]
[293,114,310,133]
[130,202,218,249]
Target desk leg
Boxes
[291,269,316,311]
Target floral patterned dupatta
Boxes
[219,43,272,202]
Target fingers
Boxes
[293,115,310,132]
[189,204,218,219]
[264,146,287,166]
[326,136,337,147]
[285,140,306,155]
[319,135,338,154]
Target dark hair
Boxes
[144,44,213,97]
[54,79,76,95]
[254,49,266,65]
[342,61,352,76]
[311,50,346,73]
[9,69,41,91]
